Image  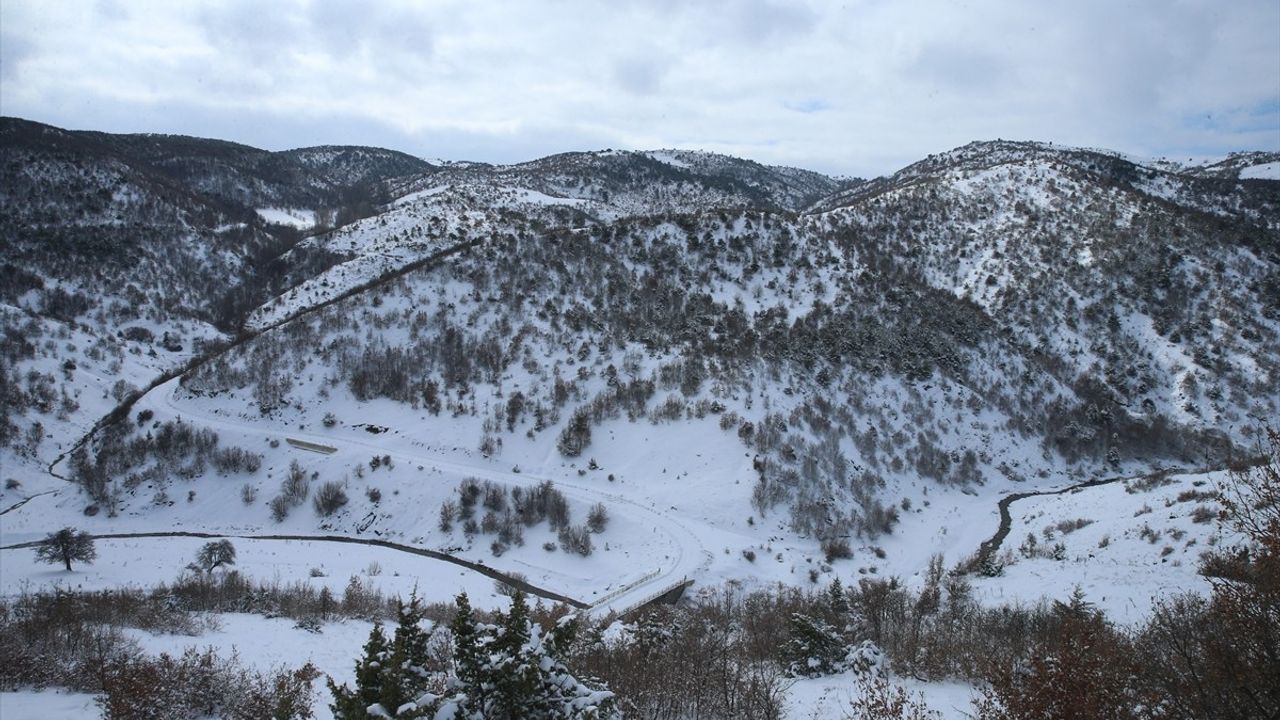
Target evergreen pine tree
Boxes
[328,623,390,719]
[491,590,537,718]
[782,612,848,678]
[332,591,616,719]
[827,578,849,617]
[378,594,433,717]
[358,625,390,707]
[448,592,487,715]
[329,593,436,720]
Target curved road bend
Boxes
[0,530,586,608]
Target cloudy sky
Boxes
[2,0,1277,176]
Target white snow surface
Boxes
[970,470,1234,625]
[1240,161,1280,180]
[0,536,517,611]
[0,689,100,720]
[256,207,317,229]
[788,672,975,719]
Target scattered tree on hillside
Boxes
[557,408,592,457]
[34,527,96,571]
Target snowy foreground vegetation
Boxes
[1,118,1278,718]
[2,445,1277,719]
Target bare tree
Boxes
[193,539,237,573]
[34,527,96,571]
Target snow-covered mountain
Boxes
[4,118,1278,719]
[386,147,856,219]
[2,119,1277,611]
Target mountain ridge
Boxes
[2,118,1276,610]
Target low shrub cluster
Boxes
[445,478,587,556]
[70,419,261,508]
[0,575,350,719]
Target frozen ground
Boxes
[0,689,100,720]
[788,672,976,719]
[0,536,519,611]
[256,207,317,229]
[969,470,1232,625]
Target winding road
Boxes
[153,378,710,617]
[17,234,706,619]
[0,530,586,608]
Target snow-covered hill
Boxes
[1,120,1276,718]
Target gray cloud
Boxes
[613,55,669,95]
[0,31,34,81]
[724,0,817,45]
[907,44,1006,92]
[0,0,1275,177]
[196,1,307,63]
[307,1,436,63]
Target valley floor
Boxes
[0,462,1231,718]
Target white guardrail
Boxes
[286,438,337,454]
[588,568,661,610]
[614,577,692,615]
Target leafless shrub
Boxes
[587,502,609,533]
[313,480,348,516]
[269,495,290,523]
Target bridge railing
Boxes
[609,576,693,616]
[588,568,661,611]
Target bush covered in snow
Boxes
[328,591,615,719]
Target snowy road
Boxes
[1,530,585,607]
[153,378,711,617]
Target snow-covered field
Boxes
[3,462,1230,718]
[970,470,1231,625]
[1240,161,1280,180]
[788,673,976,720]
[0,536,518,611]
[0,689,100,720]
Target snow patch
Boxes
[257,207,317,229]
[1240,161,1280,180]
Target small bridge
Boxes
[588,575,694,619]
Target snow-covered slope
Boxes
[3,123,1277,719]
